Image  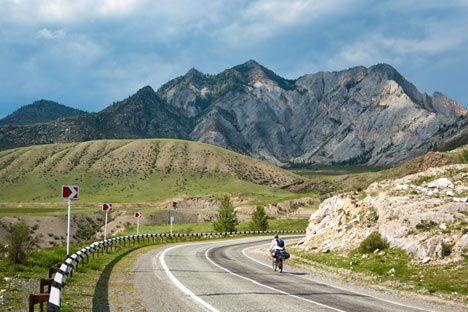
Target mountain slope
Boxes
[0,61,466,167]
[0,87,190,151]
[0,100,86,125]
[162,61,466,167]
[0,139,301,202]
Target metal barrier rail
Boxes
[45,230,305,311]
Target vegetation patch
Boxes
[291,248,468,297]
[358,232,389,253]
[415,220,438,231]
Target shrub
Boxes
[6,222,38,264]
[248,206,269,231]
[359,232,389,253]
[415,220,437,231]
[459,150,468,164]
[441,242,453,258]
[213,195,238,232]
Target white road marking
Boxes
[205,247,348,312]
[241,244,430,312]
[159,243,220,312]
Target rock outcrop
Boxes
[299,164,468,262]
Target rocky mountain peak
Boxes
[184,68,205,81]
[134,85,156,97]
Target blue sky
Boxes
[1,0,467,118]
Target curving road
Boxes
[130,236,434,312]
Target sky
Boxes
[1,0,468,118]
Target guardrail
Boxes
[35,230,305,311]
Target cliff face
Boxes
[1,60,466,167]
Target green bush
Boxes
[6,222,38,264]
[359,232,389,253]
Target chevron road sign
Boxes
[61,185,79,200]
[61,185,79,256]
[135,212,142,235]
[102,203,112,211]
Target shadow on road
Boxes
[92,248,142,312]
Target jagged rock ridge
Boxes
[0,60,466,167]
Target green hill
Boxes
[0,139,301,203]
[0,99,86,126]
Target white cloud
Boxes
[219,0,357,46]
[325,17,468,71]
[37,28,66,39]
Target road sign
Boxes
[61,185,79,257]
[102,203,112,212]
[62,185,79,200]
[135,212,142,235]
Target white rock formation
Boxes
[299,164,468,262]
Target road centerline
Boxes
[241,244,430,312]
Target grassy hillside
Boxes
[0,139,301,203]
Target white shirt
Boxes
[270,238,283,251]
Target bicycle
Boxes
[272,253,284,273]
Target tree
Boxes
[6,222,37,264]
[213,195,238,232]
[249,206,268,231]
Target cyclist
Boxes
[270,234,285,258]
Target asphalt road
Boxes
[132,236,432,312]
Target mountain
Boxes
[0,139,300,202]
[0,100,86,126]
[0,87,190,151]
[0,60,466,167]
[159,60,467,166]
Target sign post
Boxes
[135,212,142,235]
[102,203,112,240]
[61,185,79,257]
[170,215,174,235]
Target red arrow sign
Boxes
[135,212,142,218]
[102,203,112,212]
[62,185,79,200]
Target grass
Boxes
[0,139,299,203]
[292,248,468,296]
[0,234,227,310]
[117,218,309,236]
[0,139,301,204]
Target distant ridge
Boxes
[0,60,466,167]
[0,100,87,126]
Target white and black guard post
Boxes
[102,203,112,240]
[61,185,79,257]
[170,215,174,235]
[135,212,142,235]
